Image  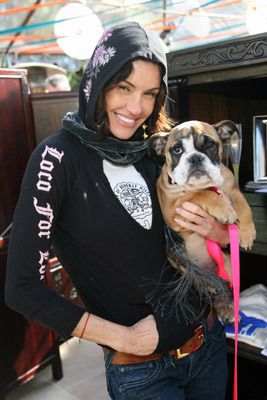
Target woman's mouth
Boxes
[115,113,138,127]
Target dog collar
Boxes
[208,186,219,194]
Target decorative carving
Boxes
[168,35,267,76]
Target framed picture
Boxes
[253,115,267,183]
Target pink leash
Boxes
[206,224,240,400]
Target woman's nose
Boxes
[126,95,142,116]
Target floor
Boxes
[6,338,110,400]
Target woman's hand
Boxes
[126,314,159,355]
[73,313,158,356]
[174,201,230,247]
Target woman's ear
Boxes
[148,132,169,155]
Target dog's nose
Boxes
[189,154,204,166]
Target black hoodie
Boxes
[5,22,200,352]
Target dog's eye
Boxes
[204,137,216,149]
[172,144,182,155]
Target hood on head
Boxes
[78,21,167,131]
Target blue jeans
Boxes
[104,317,227,400]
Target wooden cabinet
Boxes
[0,69,35,233]
[30,91,78,144]
[166,34,267,399]
[0,69,62,399]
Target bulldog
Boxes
[149,120,256,320]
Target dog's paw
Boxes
[239,224,256,250]
[214,295,234,322]
[210,203,237,225]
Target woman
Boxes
[5,22,229,399]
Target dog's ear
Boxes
[212,120,239,145]
[148,132,169,155]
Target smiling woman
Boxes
[6,21,230,400]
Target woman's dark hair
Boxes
[94,57,173,139]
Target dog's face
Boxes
[149,120,238,190]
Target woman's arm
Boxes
[72,312,159,355]
[5,138,85,338]
[174,201,230,247]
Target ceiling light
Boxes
[54,3,103,60]
[246,0,267,35]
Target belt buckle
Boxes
[175,326,205,360]
[175,348,190,359]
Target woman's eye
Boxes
[117,85,130,92]
[172,145,182,155]
[145,91,157,98]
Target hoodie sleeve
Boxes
[5,135,85,338]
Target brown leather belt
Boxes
[103,311,216,365]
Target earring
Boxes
[142,124,148,139]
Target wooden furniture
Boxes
[166,33,267,399]
[0,69,62,400]
[31,91,78,144]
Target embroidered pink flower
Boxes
[98,28,113,45]
[83,29,116,95]
[99,46,116,66]
[93,45,116,68]
[83,79,92,102]
[92,45,106,68]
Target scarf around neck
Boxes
[63,112,148,166]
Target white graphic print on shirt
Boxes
[34,145,64,279]
[103,160,152,229]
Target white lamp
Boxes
[183,8,210,38]
[54,3,103,60]
[246,0,267,35]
